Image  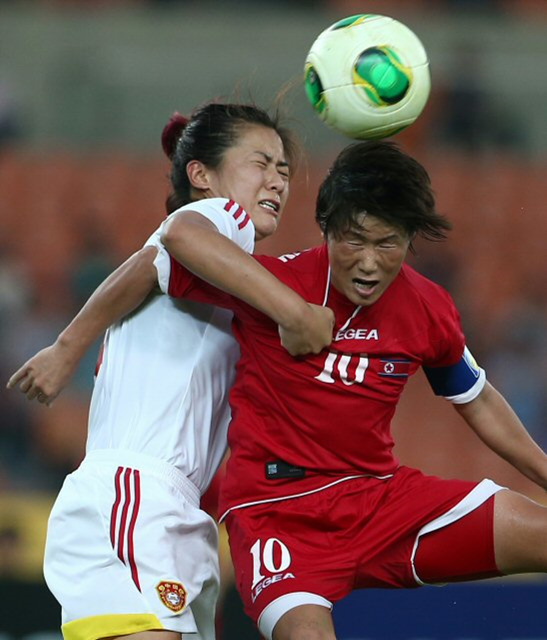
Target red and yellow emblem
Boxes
[156,580,187,613]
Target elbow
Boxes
[160,213,191,253]
[134,246,160,289]
[160,224,177,252]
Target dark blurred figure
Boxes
[0,525,61,638]
[0,78,23,150]
[482,298,547,451]
[432,45,527,153]
[0,525,23,579]
[69,223,117,393]
[441,0,505,9]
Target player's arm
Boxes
[425,345,547,490]
[455,381,547,491]
[6,246,159,405]
[161,211,334,356]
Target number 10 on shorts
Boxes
[250,538,295,602]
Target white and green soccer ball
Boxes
[304,14,431,139]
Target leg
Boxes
[493,489,547,574]
[102,633,180,640]
[414,489,547,583]
[273,604,336,640]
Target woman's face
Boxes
[199,124,291,241]
[328,213,410,307]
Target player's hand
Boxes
[6,342,79,406]
[279,304,334,356]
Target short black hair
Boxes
[316,141,451,245]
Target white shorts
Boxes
[44,449,219,640]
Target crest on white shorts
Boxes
[156,580,187,613]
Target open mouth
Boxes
[259,199,280,214]
[353,277,379,296]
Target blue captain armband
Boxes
[423,346,486,404]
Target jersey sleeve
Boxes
[143,198,255,297]
[157,250,238,309]
[423,345,486,404]
[187,198,255,253]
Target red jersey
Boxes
[165,244,484,520]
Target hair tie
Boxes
[161,111,189,159]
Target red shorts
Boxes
[225,467,502,637]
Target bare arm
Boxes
[161,211,334,355]
[7,246,159,405]
[454,380,547,491]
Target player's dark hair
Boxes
[162,102,300,214]
[315,141,451,247]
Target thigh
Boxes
[225,499,347,636]
[493,489,547,575]
[352,470,500,588]
[414,488,547,582]
[273,604,335,640]
[104,632,181,640]
[413,495,502,583]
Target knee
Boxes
[274,624,336,640]
[272,605,336,640]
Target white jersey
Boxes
[86,198,255,495]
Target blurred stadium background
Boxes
[0,0,546,638]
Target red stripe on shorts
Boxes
[110,467,124,548]
[117,468,133,564]
[127,469,142,591]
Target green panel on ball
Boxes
[304,64,327,114]
[353,46,411,106]
[331,14,377,30]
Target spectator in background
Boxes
[432,44,527,153]
[482,297,547,451]
[0,77,23,150]
[69,224,118,393]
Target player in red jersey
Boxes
[160,141,547,640]
[12,136,546,639]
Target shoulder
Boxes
[256,244,326,271]
[255,246,328,298]
[396,264,465,366]
[174,198,255,251]
[172,197,232,216]
[398,264,456,312]
[175,198,251,228]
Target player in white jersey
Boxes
[7,103,334,640]
[86,197,253,493]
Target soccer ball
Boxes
[304,14,431,139]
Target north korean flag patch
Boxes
[378,359,411,377]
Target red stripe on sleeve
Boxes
[229,204,250,230]
[237,213,251,230]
